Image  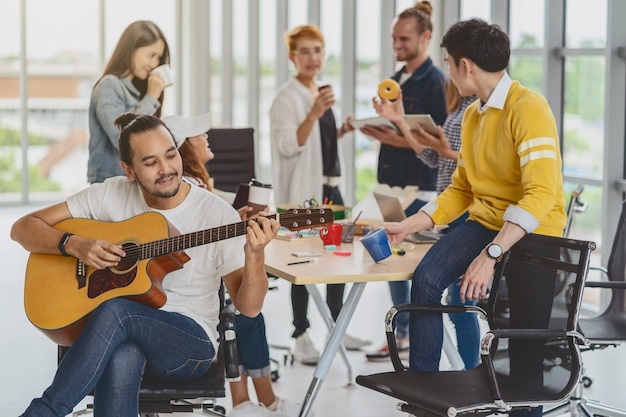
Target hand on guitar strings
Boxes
[72,235,126,270]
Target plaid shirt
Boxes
[418,95,476,193]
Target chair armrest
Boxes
[384,303,488,371]
[584,281,626,289]
[479,328,586,402]
[578,280,626,316]
[219,303,240,381]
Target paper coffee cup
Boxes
[151,64,174,87]
[247,182,272,215]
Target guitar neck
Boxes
[142,214,279,259]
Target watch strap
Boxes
[58,232,74,257]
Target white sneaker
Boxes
[229,401,289,417]
[342,333,372,351]
[293,332,320,365]
[274,397,314,417]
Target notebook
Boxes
[373,192,442,244]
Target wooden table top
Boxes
[264,234,432,285]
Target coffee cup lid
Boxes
[249,178,272,188]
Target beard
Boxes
[136,172,181,199]
[396,48,419,63]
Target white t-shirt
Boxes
[66,176,245,346]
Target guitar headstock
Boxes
[278,208,334,231]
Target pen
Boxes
[287,260,315,266]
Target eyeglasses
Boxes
[292,47,324,57]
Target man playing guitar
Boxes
[11,112,281,416]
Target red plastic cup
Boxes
[320,224,343,246]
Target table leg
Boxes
[298,282,366,417]
[442,324,465,370]
[305,283,352,381]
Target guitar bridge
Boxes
[76,260,87,289]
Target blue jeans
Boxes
[446,278,480,369]
[21,299,215,417]
[235,313,272,378]
[409,220,497,371]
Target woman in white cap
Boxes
[162,113,215,189]
[163,114,303,417]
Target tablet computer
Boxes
[350,115,438,136]
[404,114,439,136]
[348,116,396,131]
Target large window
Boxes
[508,0,545,93]
[0,0,176,204]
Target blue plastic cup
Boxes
[360,228,392,262]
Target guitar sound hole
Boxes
[114,242,140,273]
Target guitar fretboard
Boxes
[119,209,332,261]
[141,214,279,259]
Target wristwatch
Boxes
[485,242,503,262]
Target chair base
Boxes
[72,399,228,417]
[543,381,626,417]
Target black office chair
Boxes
[206,128,256,193]
[543,199,626,417]
[356,233,595,416]
[61,283,239,417]
[481,184,588,326]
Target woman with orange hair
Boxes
[269,24,368,366]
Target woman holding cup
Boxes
[87,20,172,184]
[269,24,369,365]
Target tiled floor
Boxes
[2,204,626,416]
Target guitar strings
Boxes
[118,211,329,260]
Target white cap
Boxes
[162,113,212,148]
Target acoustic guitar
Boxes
[24,208,333,346]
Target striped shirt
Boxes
[418,95,476,192]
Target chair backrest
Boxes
[576,200,626,353]
[485,233,595,403]
[604,199,626,309]
[563,184,586,238]
[206,127,256,193]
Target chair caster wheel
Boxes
[214,405,226,414]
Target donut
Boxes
[378,78,400,100]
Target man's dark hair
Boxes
[116,113,173,165]
[440,18,510,72]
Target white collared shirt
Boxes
[478,72,512,113]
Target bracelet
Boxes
[58,232,74,257]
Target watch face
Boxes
[488,244,502,258]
